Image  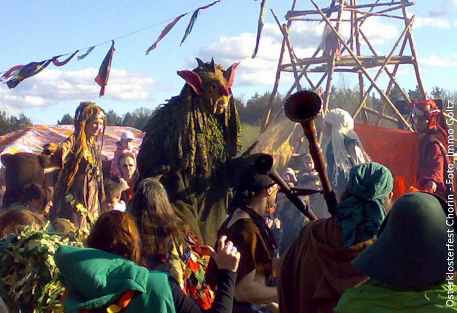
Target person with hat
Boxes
[314,108,370,219]
[334,192,457,312]
[110,130,137,179]
[277,162,394,313]
[205,160,281,313]
[46,102,107,229]
[410,99,453,200]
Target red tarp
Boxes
[355,123,419,201]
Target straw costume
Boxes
[47,102,106,229]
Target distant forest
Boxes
[1,85,455,137]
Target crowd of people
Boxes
[0,99,456,313]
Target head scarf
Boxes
[336,162,393,247]
[65,102,107,190]
[324,108,366,185]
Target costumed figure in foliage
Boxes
[137,58,250,245]
[45,102,106,229]
[409,99,455,200]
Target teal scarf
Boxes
[336,162,393,247]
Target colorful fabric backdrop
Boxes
[0,125,143,166]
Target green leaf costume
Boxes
[137,58,251,245]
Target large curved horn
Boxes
[284,90,338,215]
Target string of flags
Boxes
[0,0,268,96]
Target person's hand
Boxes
[118,178,129,191]
[425,180,437,193]
[273,218,281,229]
[205,235,240,273]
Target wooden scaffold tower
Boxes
[262,0,426,132]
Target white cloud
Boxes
[0,68,156,116]
[414,17,452,29]
[419,54,457,67]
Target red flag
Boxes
[0,65,23,82]
[52,50,79,67]
[95,41,115,97]
[146,14,186,54]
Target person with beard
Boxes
[206,162,281,313]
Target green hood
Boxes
[55,245,175,313]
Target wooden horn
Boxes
[284,90,338,215]
[254,154,317,221]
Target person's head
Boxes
[231,162,279,215]
[352,192,453,288]
[324,108,354,135]
[86,210,141,264]
[126,177,188,260]
[51,217,75,234]
[409,100,441,133]
[120,131,134,150]
[282,167,298,184]
[302,153,314,171]
[103,180,122,211]
[0,207,45,237]
[336,162,394,247]
[20,183,53,217]
[118,152,137,181]
[74,101,107,140]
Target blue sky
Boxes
[1,0,456,125]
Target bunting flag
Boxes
[180,1,220,46]
[252,0,268,58]
[77,46,95,60]
[52,50,79,66]
[95,41,115,97]
[0,65,24,82]
[146,13,187,55]
[5,60,52,89]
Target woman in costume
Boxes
[47,102,106,229]
[127,177,216,309]
[55,210,240,313]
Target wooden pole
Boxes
[353,17,415,119]
[309,0,413,130]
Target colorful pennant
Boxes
[145,13,187,55]
[0,65,24,82]
[77,47,95,61]
[5,60,52,89]
[52,50,79,67]
[180,1,220,46]
[95,41,115,97]
[0,1,230,95]
[252,0,268,58]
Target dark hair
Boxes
[126,178,188,263]
[86,210,141,264]
[0,207,45,237]
[21,183,53,215]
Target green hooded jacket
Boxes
[54,245,176,313]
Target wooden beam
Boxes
[309,0,413,130]
[285,1,414,19]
